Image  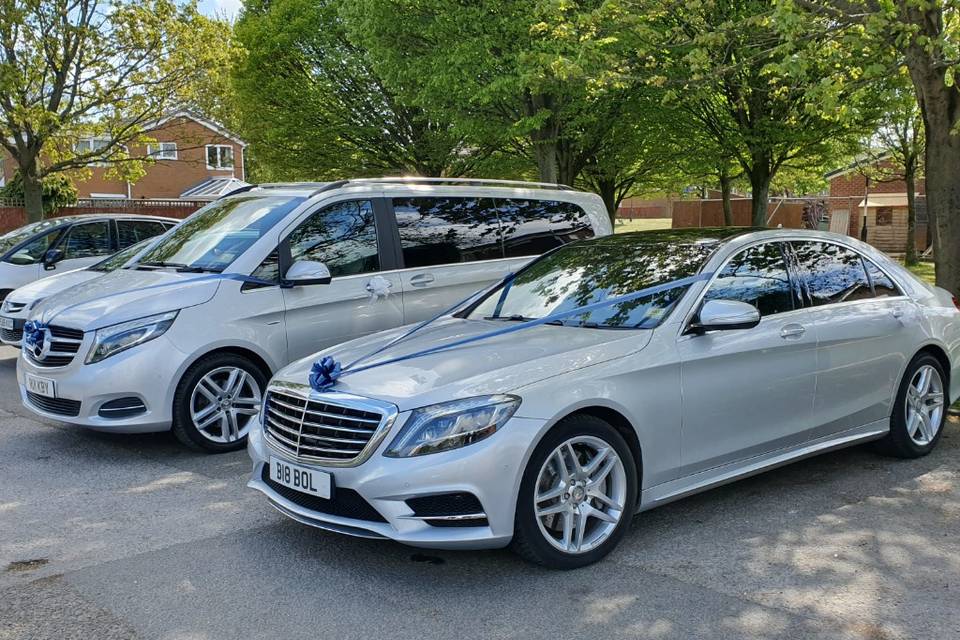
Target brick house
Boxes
[0,112,247,201]
[825,156,928,254]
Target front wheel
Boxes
[511,414,638,569]
[172,352,267,453]
[876,353,948,458]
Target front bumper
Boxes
[0,314,25,346]
[247,412,546,550]
[17,333,188,433]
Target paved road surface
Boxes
[1,345,958,639]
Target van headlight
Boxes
[85,311,178,364]
[384,395,521,458]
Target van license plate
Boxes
[0,316,13,330]
[269,457,331,499]
[26,373,56,398]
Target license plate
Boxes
[269,456,331,499]
[25,373,56,398]
[0,316,13,330]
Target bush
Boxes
[0,171,78,214]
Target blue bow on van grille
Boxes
[22,320,46,350]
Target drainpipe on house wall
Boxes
[860,177,869,242]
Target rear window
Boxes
[495,199,594,257]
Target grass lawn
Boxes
[905,260,936,285]
[614,218,673,233]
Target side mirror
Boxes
[42,248,64,269]
[690,299,761,333]
[284,260,332,286]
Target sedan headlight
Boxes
[385,395,521,458]
[85,311,178,364]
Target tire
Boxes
[511,414,638,569]
[875,353,948,459]
[171,352,268,453]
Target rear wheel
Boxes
[876,353,947,458]
[172,352,267,453]
[511,414,638,569]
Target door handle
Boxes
[409,273,435,286]
[780,324,806,339]
[364,276,393,295]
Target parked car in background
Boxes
[248,228,959,568]
[16,178,611,452]
[0,238,160,346]
[0,214,178,300]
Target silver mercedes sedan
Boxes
[248,228,959,569]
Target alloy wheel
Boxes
[533,435,627,555]
[905,364,945,446]
[189,366,262,444]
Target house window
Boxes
[206,145,234,170]
[75,138,109,155]
[146,142,177,160]
[876,207,893,226]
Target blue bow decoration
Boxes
[309,356,342,391]
[22,320,46,350]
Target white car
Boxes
[247,228,960,568]
[17,178,610,451]
[0,214,176,299]
[0,238,158,346]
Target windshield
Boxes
[0,219,70,257]
[137,196,305,272]
[89,238,154,272]
[468,234,721,329]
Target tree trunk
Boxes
[747,163,771,227]
[904,166,918,266]
[719,171,734,226]
[526,92,559,183]
[902,3,960,293]
[21,163,44,223]
[595,177,618,225]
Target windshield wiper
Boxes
[484,314,564,326]
[138,261,187,269]
[175,265,222,273]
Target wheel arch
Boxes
[915,343,952,399]
[542,404,644,506]
[178,344,274,386]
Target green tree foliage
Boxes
[233,0,472,180]
[646,0,883,226]
[0,0,234,221]
[343,0,644,186]
[0,171,77,214]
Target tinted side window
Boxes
[62,222,112,259]
[704,243,795,316]
[6,229,64,265]
[244,249,280,291]
[496,199,593,258]
[287,200,379,277]
[117,220,167,248]
[864,260,900,297]
[791,241,873,305]
[393,197,502,267]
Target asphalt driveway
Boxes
[1,344,958,640]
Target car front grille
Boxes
[24,325,84,368]
[1,326,23,342]
[2,300,26,313]
[25,391,81,417]
[263,390,388,464]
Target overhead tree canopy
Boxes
[233,0,474,181]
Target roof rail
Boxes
[309,180,350,198]
[351,176,576,191]
[219,184,258,199]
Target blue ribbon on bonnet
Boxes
[307,271,715,392]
